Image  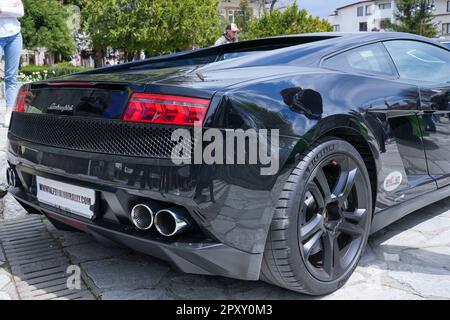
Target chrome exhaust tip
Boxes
[154,207,192,237]
[130,204,155,231]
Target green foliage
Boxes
[82,0,220,58]
[243,3,333,40]
[234,0,253,36]
[20,0,77,57]
[389,0,438,37]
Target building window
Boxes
[228,10,235,23]
[360,22,368,31]
[447,1,450,12]
[333,25,340,32]
[443,23,450,35]
[357,6,364,16]
[379,3,392,10]
[365,5,373,15]
[380,19,391,30]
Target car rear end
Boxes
[6,77,264,281]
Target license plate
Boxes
[36,176,96,219]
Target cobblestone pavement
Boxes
[1,101,450,300]
[39,201,449,300]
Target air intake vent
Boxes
[9,113,194,159]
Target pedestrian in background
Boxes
[0,0,24,127]
[214,23,240,46]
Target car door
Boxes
[321,42,436,208]
[384,40,450,188]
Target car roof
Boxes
[200,32,442,71]
[86,32,442,75]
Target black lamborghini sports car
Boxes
[6,32,450,295]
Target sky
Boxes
[276,0,355,18]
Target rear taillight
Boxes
[13,90,31,113]
[122,93,210,126]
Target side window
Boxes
[384,40,450,84]
[322,43,397,77]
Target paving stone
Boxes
[0,245,5,266]
[426,229,450,247]
[323,283,424,300]
[225,281,309,300]
[64,242,130,264]
[387,264,450,299]
[370,229,429,251]
[359,243,378,265]
[0,274,11,289]
[0,291,11,300]
[101,288,167,300]
[399,246,450,270]
[2,194,27,220]
[59,232,94,248]
[344,269,367,287]
[81,255,170,291]
[166,274,229,300]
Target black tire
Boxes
[261,137,373,295]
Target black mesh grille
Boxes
[9,112,193,159]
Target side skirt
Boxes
[371,184,450,234]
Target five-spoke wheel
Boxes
[261,138,372,295]
[299,155,370,281]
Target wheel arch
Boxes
[284,113,382,216]
[318,127,378,213]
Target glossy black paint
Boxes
[7,32,450,280]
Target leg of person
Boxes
[4,32,22,127]
[0,42,5,126]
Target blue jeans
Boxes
[0,32,22,108]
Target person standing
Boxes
[0,0,24,127]
[214,23,240,46]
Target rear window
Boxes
[322,43,398,77]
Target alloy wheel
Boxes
[298,154,370,282]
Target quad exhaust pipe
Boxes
[131,202,193,237]
[154,207,193,237]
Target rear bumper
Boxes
[9,188,262,281]
[6,126,294,280]
[7,136,291,254]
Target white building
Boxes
[219,0,268,23]
[328,0,450,39]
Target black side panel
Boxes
[419,85,450,188]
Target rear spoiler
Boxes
[80,35,338,75]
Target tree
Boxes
[243,3,333,40]
[389,0,438,37]
[235,0,253,35]
[82,0,220,67]
[269,0,278,13]
[20,0,76,59]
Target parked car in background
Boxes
[6,32,450,295]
